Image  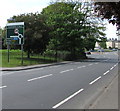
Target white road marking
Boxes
[81,66,86,68]
[77,65,86,69]
[103,70,110,75]
[52,88,84,109]
[60,69,74,73]
[89,76,101,85]
[88,64,93,66]
[0,86,7,89]
[114,63,118,67]
[77,66,82,69]
[110,67,114,70]
[27,74,53,82]
[94,63,98,65]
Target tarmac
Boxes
[0,61,119,110]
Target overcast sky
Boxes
[0,0,117,39]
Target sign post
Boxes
[6,22,24,65]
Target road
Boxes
[1,51,118,109]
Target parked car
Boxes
[86,51,91,55]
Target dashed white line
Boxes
[52,88,84,109]
[60,69,74,73]
[88,64,93,66]
[89,76,101,85]
[114,63,118,67]
[103,70,110,75]
[110,67,114,70]
[77,66,86,69]
[94,63,98,65]
[0,86,7,89]
[27,74,53,82]
[81,66,86,68]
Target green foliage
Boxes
[95,2,120,30]
[42,2,88,60]
[10,13,50,58]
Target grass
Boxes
[1,49,62,67]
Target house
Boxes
[106,38,120,49]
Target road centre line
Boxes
[0,86,7,89]
[52,88,84,109]
[94,63,98,65]
[89,76,101,85]
[27,74,53,82]
[88,63,93,66]
[60,69,74,73]
[103,60,108,62]
[77,65,86,69]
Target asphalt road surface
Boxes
[1,51,118,109]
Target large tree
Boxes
[42,2,90,60]
[42,2,106,60]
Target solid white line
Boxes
[0,86,7,89]
[27,74,53,82]
[60,69,74,73]
[89,76,101,85]
[52,88,84,109]
[103,70,110,75]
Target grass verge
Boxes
[1,49,62,67]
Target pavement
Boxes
[89,75,118,109]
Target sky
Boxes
[0,0,117,39]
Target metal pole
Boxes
[7,44,10,63]
[21,44,23,65]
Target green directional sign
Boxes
[6,22,24,45]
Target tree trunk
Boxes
[27,50,30,59]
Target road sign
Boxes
[6,22,24,45]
